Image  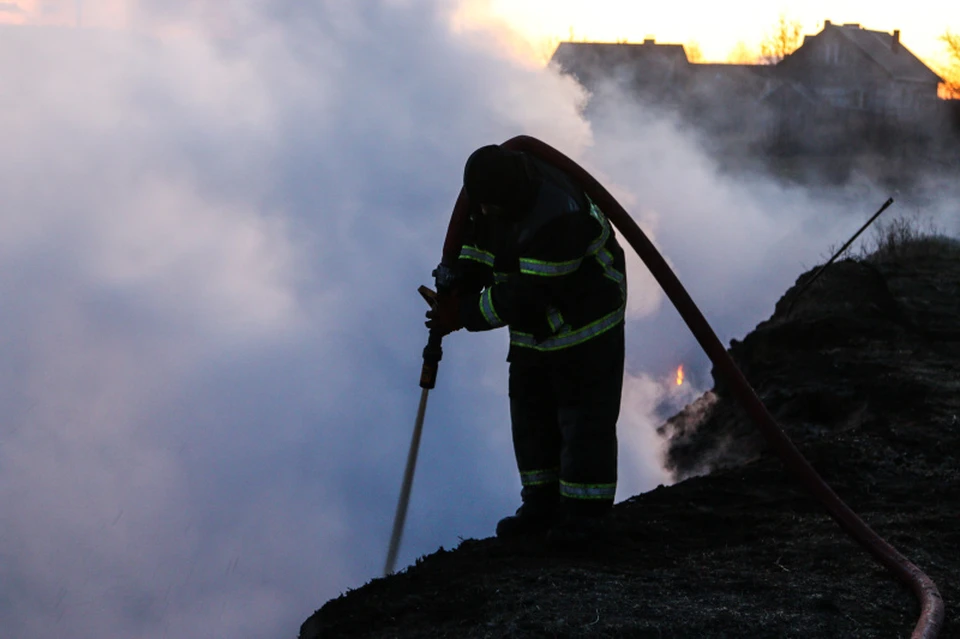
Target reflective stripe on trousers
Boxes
[560,480,616,500]
[509,324,623,509]
[520,468,559,487]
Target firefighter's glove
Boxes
[424,291,463,335]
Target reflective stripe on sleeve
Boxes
[585,201,611,255]
[587,200,626,302]
[479,288,506,328]
[596,248,625,285]
[596,246,627,303]
[459,245,495,267]
[546,307,565,333]
[520,468,559,487]
[559,480,616,500]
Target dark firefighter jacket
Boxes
[456,155,627,361]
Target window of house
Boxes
[819,87,846,106]
[822,42,840,64]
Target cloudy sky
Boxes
[1,2,958,638]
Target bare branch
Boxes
[941,29,960,98]
[943,30,960,62]
[685,41,704,63]
[728,41,759,64]
[760,14,803,65]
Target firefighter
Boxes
[426,144,627,545]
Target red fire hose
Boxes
[439,135,944,638]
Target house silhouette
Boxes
[551,22,955,162]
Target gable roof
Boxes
[829,24,942,84]
[551,41,688,73]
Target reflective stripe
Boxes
[596,247,627,303]
[519,257,582,277]
[560,480,616,500]
[510,305,624,352]
[515,200,616,280]
[587,200,627,303]
[494,272,509,284]
[511,199,626,351]
[587,198,605,224]
[586,214,611,256]
[459,245,494,267]
[546,307,565,333]
[479,288,506,328]
[520,468,559,487]
[596,248,625,285]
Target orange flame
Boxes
[676,365,684,386]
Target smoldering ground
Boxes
[0,2,957,638]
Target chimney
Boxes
[643,38,655,45]
[824,20,831,28]
[892,30,901,53]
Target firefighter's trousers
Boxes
[508,324,624,516]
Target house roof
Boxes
[550,41,688,71]
[687,63,771,82]
[829,24,942,84]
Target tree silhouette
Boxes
[942,30,960,98]
[727,41,759,64]
[760,15,803,64]
[685,41,704,63]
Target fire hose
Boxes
[388,135,944,638]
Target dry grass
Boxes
[854,215,960,264]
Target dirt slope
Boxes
[301,239,960,639]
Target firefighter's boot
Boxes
[495,488,558,539]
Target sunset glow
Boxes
[478,0,960,69]
[4,1,958,72]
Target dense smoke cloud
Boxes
[0,3,591,637]
[1,2,957,638]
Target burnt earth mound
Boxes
[301,239,960,639]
